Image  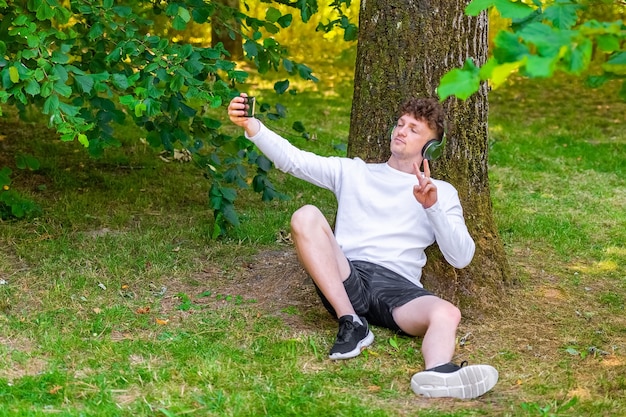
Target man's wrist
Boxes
[246,118,261,137]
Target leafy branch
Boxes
[0,0,356,235]
[438,0,626,101]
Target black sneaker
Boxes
[328,315,374,360]
[411,361,498,399]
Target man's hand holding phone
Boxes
[227,94,260,136]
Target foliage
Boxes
[0,165,41,220]
[0,0,356,236]
[438,0,626,101]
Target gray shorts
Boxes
[315,260,433,332]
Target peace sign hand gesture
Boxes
[412,160,438,209]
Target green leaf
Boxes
[113,6,132,17]
[170,74,185,91]
[243,41,259,59]
[264,22,279,35]
[256,155,272,172]
[524,55,555,78]
[16,154,40,170]
[13,15,30,26]
[596,35,620,53]
[221,187,237,203]
[603,52,626,75]
[112,73,129,90]
[106,47,122,64]
[389,337,399,349]
[43,94,59,114]
[178,7,191,23]
[282,59,294,74]
[75,75,94,94]
[78,134,89,147]
[135,102,147,117]
[566,37,592,74]
[274,79,289,94]
[466,0,534,20]
[221,204,239,227]
[51,51,69,64]
[22,49,37,59]
[88,22,104,40]
[543,1,580,30]
[344,23,358,41]
[207,95,222,108]
[53,81,72,97]
[26,35,40,48]
[437,60,481,100]
[277,14,293,29]
[119,95,136,107]
[40,81,53,97]
[58,102,80,117]
[266,7,281,23]
[292,121,306,133]
[35,1,55,20]
[494,31,530,63]
[518,24,574,58]
[489,60,523,88]
[24,79,41,96]
[465,0,493,16]
[172,15,187,30]
[297,63,318,82]
[495,0,535,20]
[9,66,19,83]
[0,167,12,186]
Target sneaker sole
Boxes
[328,330,375,360]
[411,364,499,399]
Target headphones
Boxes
[389,125,447,161]
[421,132,447,161]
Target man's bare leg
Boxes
[290,205,373,359]
[393,296,498,399]
[290,205,354,317]
[392,295,460,369]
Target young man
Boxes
[227,95,498,399]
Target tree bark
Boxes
[211,0,244,60]
[349,0,509,314]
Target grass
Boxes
[1,68,625,416]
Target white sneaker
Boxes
[411,362,498,399]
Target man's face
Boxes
[390,114,435,160]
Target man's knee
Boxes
[434,301,462,327]
[290,205,323,233]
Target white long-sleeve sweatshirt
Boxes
[246,121,475,288]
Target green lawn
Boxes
[0,70,625,416]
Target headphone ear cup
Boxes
[422,132,447,160]
[421,139,440,160]
[422,136,446,160]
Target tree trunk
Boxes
[211,0,244,60]
[349,0,510,314]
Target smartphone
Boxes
[244,96,255,117]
